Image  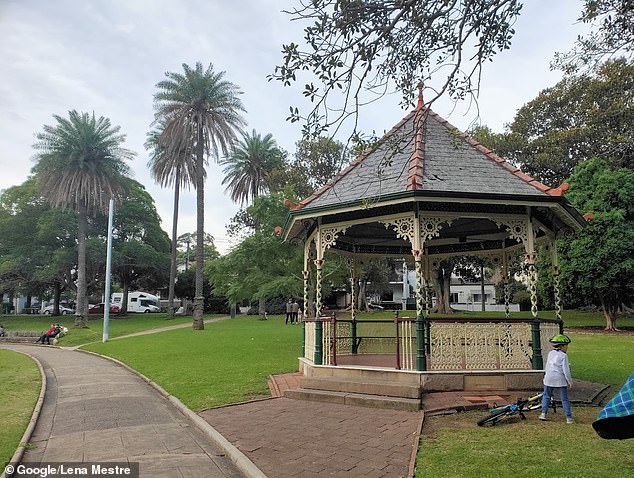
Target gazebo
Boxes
[283,86,586,404]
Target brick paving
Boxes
[200,398,423,478]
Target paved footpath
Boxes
[200,398,423,478]
[2,345,247,478]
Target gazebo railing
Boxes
[303,313,563,372]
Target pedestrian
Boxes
[0,324,6,337]
[291,300,300,324]
[285,299,293,324]
[540,333,574,424]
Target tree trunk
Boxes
[434,262,453,314]
[258,297,267,320]
[193,123,205,330]
[53,283,61,314]
[601,298,619,331]
[167,168,181,319]
[121,281,130,315]
[75,202,88,327]
[357,280,368,311]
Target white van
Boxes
[111,291,160,313]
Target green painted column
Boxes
[531,318,543,370]
[315,318,323,366]
[414,252,426,371]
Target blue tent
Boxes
[592,372,634,440]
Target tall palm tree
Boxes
[219,129,284,206]
[153,62,246,329]
[145,121,200,317]
[32,110,133,326]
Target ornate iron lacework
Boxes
[320,226,347,250]
[420,217,454,243]
[428,323,533,370]
[380,217,416,243]
[495,218,538,247]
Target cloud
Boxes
[0,0,587,254]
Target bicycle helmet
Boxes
[549,333,571,346]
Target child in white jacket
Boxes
[540,334,574,424]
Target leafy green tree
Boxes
[483,59,634,187]
[209,194,303,319]
[153,62,246,329]
[146,121,199,316]
[271,0,522,138]
[108,180,170,314]
[560,158,634,330]
[220,129,285,205]
[554,0,634,73]
[31,111,134,325]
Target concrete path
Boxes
[2,345,248,478]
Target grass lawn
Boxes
[416,329,634,478]
[416,407,634,478]
[84,315,303,411]
[567,332,634,387]
[0,313,200,346]
[0,349,41,469]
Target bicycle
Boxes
[477,392,556,427]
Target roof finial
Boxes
[416,81,424,109]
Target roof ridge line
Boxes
[295,109,419,209]
[426,110,559,196]
[407,107,426,190]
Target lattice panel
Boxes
[429,324,464,370]
[429,322,534,370]
[463,324,500,370]
[540,324,561,360]
[498,324,533,369]
[304,321,315,362]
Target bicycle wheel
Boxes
[477,409,508,427]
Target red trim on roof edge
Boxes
[293,109,419,209]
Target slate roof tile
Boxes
[298,105,555,210]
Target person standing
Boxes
[291,300,300,324]
[285,299,293,324]
[540,334,574,424]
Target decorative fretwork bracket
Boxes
[380,217,416,244]
[419,217,454,243]
[495,219,529,245]
[320,226,347,251]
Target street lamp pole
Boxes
[103,198,115,342]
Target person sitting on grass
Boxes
[0,324,6,337]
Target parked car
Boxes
[88,303,121,314]
[42,304,75,315]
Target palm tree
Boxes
[32,110,133,326]
[153,62,246,329]
[219,129,284,206]
[145,121,200,317]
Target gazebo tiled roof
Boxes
[284,90,586,255]
[292,102,563,213]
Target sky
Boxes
[0,0,589,254]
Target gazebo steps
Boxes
[284,388,421,411]
[300,376,421,399]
